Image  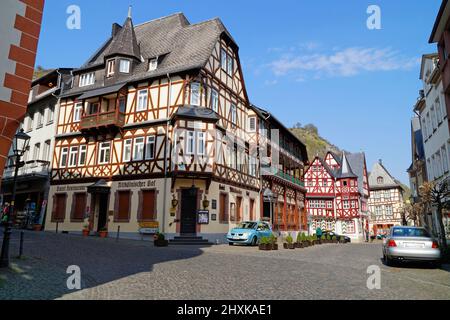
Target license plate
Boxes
[405,243,423,248]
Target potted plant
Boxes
[259,236,271,251]
[307,235,314,246]
[332,235,338,244]
[301,233,309,247]
[295,233,304,248]
[154,232,169,247]
[99,227,108,238]
[82,224,90,237]
[270,234,278,250]
[283,233,295,249]
[313,234,320,245]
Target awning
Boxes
[87,179,111,194]
[77,83,126,100]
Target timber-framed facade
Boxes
[45,12,308,242]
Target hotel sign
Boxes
[56,185,86,192]
[118,180,156,189]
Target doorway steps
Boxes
[169,235,213,246]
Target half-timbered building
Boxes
[368,160,405,236]
[304,151,370,242]
[44,11,308,242]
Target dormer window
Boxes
[190,82,200,106]
[119,59,130,73]
[107,59,115,77]
[79,72,95,87]
[148,58,158,71]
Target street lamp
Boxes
[0,129,30,268]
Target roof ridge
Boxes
[134,12,187,28]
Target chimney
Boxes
[111,23,122,37]
[128,5,132,19]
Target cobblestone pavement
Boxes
[0,230,449,300]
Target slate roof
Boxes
[369,161,402,190]
[171,105,220,123]
[62,13,233,98]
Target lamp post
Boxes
[0,129,30,268]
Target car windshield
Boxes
[392,228,430,238]
[236,222,257,229]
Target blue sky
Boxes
[35,0,441,184]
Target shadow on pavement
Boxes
[0,230,208,300]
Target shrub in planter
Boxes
[307,235,314,246]
[284,233,295,249]
[270,234,278,250]
[259,236,271,251]
[295,233,304,248]
[82,225,90,237]
[99,227,108,238]
[154,232,169,247]
[332,235,338,244]
[300,233,309,247]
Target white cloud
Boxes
[269,47,419,79]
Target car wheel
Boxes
[431,261,442,269]
[228,242,234,246]
[384,254,393,267]
[251,236,257,246]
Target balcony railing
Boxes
[275,170,305,188]
[2,160,50,179]
[80,109,125,131]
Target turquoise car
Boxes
[227,221,273,246]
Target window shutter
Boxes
[141,190,156,221]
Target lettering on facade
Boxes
[229,187,242,195]
[118,180,156,189]
[57,186,86,192]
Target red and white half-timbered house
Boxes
[304,151,370,242]
[44,11,309,242]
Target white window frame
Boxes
[211,89,219,112]
[227,54,233,75]
[133,137,145,161]
[190,82,200,106]
[123,139,132,162]
[442,145,449,173]
[106,59,115,77]
[79,145,87,166]
[43,140,51,162]
[197,132,205,156]
[186,131,195,155]
[221,48,227,71]
[68,146,78,168]
[60,147,69,167]
[74,103,83,122]
[33,143,41,161]
[145,136,156,160]
[119,59,130,73]
[148,58,158,71]
[98,142,111,165]
[79,72,95,87]
[137,89,148,112]
[47,106,54,124]
[36,111,44,128]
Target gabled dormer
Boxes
[103,7,141,84]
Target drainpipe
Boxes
[162,73,172,234]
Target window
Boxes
[221,48,227,71]
[79,145,87,166]
[119,97,126,113]
[26,113,33,131]
[36,111,43,128]
[106,59,115,77]
[343,200,350,209]
[60,147,69,167]
[68,146,78,167]
[384,190,390,201]
[186,131,195,155]
[377,176,384,184]
[89,102,99,115]
[123,139,132,162]
[219,193,228,222]
[427,158,432,180]
[442,145,449,173]
[190,82,200,106]
[248,117,256,132]
[231,104,237,126]
[426,113,432,137]
[385,205,393,217]
[145,136,155,160]
[139,190,156,221]
[327,201,333,209]
[43,140,51,162]
[421,117,427,140]
[148,58,158,71]
[98,142,111,164]
[71,193,87,221]
[211,89,219,112]
[33,143,41,161]
[227,54,234,74]
[249,156,257,176]
[346,221,355,233]
[79,73,95,87]
[52,194,67,222]
[116,190,131,222]
[74,103,83,122]
[137,89,148,111]
[197,132,205,155]
[119,59,130,73]
[47,106,54,124]
[375,205,382,217]
[133,137,145,161]
[436,97,443,124]
[431,106,437,130]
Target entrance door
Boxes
[180,188,197,235]
[97,193,109,232]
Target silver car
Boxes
[382,226,441,267]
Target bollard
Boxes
[18,231,24,259]
[56,222,59,234]
[116,226,120,242]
